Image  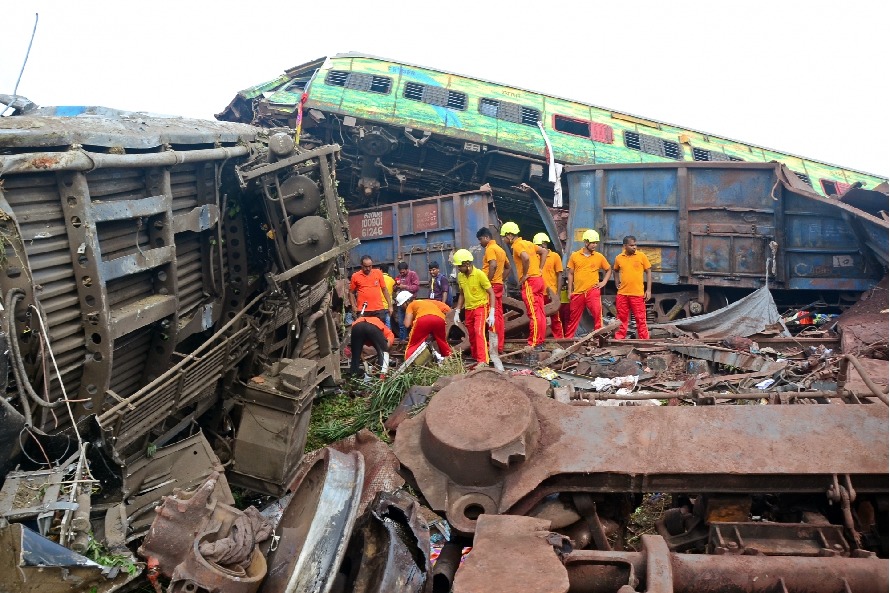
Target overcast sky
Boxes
[2,1,886,177]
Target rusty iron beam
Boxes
[565,535,888,593]
[0,145,248,175]
[393,369,888,534]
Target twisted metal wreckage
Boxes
[0,106,887,593]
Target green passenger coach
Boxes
[218,53,885,219]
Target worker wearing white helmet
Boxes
[399,290,453,361]
[452,249,495,365]
[566,229,612,337]
[533,232,565,339]
[500,222,547,348]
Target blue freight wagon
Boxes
[347,189,499,296]
[564,162,886,322]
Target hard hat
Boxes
[452,248,474,265]
[582,229,600,243]
[500,221,520,236]
[533,232,551,245]
[395,290,413,306]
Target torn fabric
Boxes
[653,286,790,338]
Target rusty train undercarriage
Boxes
[0,108,887,593]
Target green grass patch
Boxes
[306,356,465,451]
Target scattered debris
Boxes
[1,64,888,591]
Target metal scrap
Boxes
[138,471,270,593]
[0,522,138,593]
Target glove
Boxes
[454,310,461,324]
[486,309,495,327]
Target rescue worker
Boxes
[566,229,612,337]
[380,265,396,327]
[398,290,453,361]
[348,315,394,377]
[349,255,392,321]
[453,249,496,365]
[533,232,565,339]
[500,222,546,348]
[612,235,652,340]
[476,227,510,353]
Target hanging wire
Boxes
[1,13,39,117]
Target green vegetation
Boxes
[626,493,670,550]
[85,535,140,576]
[306,356,465,450]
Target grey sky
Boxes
[2,0,886,177]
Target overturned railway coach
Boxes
[0,111,350,489]
[217,53,887,228]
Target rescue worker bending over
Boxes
[398,290,453,361]
[348,315,395,377]
[453,249,495,365]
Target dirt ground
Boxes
[835,277,888,357]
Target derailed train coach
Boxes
[217,53,887,230]
[0,108,353,543]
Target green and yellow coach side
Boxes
[248,53,886,196]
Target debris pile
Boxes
[1,75,888,591]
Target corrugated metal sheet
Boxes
[347,189,497,284]
[564,162,883,291]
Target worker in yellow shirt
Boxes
[453,249,496,364]
[613,235,652,339]
[476,227,510,353]
[500,222,546,348]
[566,229,612,337]
[533,232,564,339]
[380,267,396,327]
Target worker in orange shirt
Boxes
[500,222,546,348]
[533,232,565,339]
[348,315,395,377]
[453,249,496,365]
[349,255,392,321]
[397,290,452,361]
[476,227,510,353]
[566,229,612,337]
[612,235,652,340]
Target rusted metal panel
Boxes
[394,369,888,535]
[263,448,364,593]
[453,515,569,593]
[564,161,883,292]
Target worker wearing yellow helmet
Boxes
[500,222,547,348]
[566,229,612,337]
[533,233,565,339]
[452,249,496,365]
[477,227,510,354]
